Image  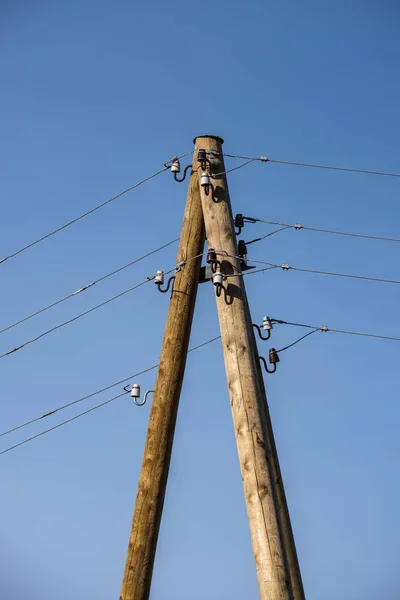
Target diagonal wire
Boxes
[0,364,159,439]
[0,279,151,360]
[222,153,400,178]
[271,319,400,342]
[245,226,292,245]
[0,335,221,438]
[268,158,400,177]
[0,335,221,455]
[252,219,400,244]
[241,259,400,285]
[0,151,191,266]
[0,238,179,336]
[211,158,258,178]
[0,393,128,456]
[288,265,400,285]
[276,329,320,353]
[0,251,211,361]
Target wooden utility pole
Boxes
[249,311,305,600]
[196,135,293,600]
[119,151,205,600]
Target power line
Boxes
[223,153,400,178]
[0,238,179,336]
[0,278,151,360]
[242,260,400,286]
[0,151,191,266]
[0,335,221,455]
[0,252,212,361]
[245,226,292,245]
[271,318,400,342]
[0,364,159,439]
[0,392,128,457]
[212,158,259,178]
[276,329,320,353]
[244,218,400,244]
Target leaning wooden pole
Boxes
[248,308,305,600]
[120,149,205,600]
[196,134,292,600]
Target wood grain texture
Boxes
[119,154,205,600]
[196,135,291,600]
[248,300,305,600]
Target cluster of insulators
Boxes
[169,149,212,195]
[252,317,279,374]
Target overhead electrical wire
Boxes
[0,278,152,360]
[3,314,397,458]
[242,259,400,286]
[271,319,400,342]
[0,392,128,457]
[0,238,179,336]
[222,153,400,178]
[241,218,400,244]
[212,158,259,178]
[0,363,160,439]
[0,251,214,361]
[244,226,292,245]
[0,151,191,266]
[0,335,221,456]
[276,328,320,353]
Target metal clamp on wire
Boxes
[168,156,192,182]
[213,271,225,297]
[154,270,175,294]
[259,348,280,374]
[234,214,258,235]
[253,316,273,341]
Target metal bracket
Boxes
[199,265,213,283]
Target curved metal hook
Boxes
[211,260,221,274]
[259,355,277,374]
[215,282,223,297]
[174,164,192,183]
[133,389,154,407]
[234,214,244,236]
[136,389,154,407]
[253,324,271,341]
[200,159,213,171]
[157,275,175,293]
[214,283,232,303]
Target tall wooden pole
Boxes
[196,135,292,600]
[120,150,205,600]
[248,310,305,600]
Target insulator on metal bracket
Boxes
[253,316,273,341]
[259,348,279,374]
[170,157,180,173]
[234,213,245,235]
[213,271,224,297]
[154,270,175,294]
[201,172,211,196]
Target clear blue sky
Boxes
[1,1,399,599]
